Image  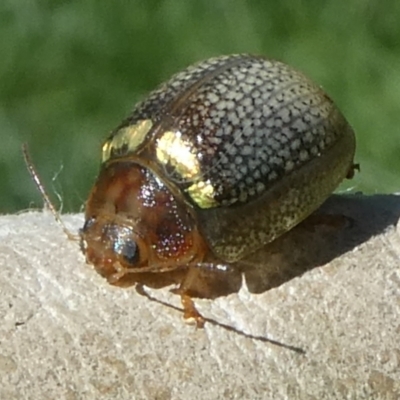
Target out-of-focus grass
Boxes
[1,0,400,213]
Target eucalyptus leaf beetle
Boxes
[80,54,356,326]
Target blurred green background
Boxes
[1,0,400,214]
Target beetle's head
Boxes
[80,160,207,284]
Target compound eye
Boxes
[104,224,141,266]
[113,237,140,266]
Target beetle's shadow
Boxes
[173,193,400,297]
[122,193,399,350]
[241,193,400,294]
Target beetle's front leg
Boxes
[180,292,205,328]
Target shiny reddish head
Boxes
[80,160,208,284]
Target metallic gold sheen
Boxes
[187,180,218,208]
[156,131,220,208]
[102,119,153,163]
[156,130,201,179]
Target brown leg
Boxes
[136,281,206,328]
[180,293,205,328]
[173,267,206,328]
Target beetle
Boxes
[24,54,356,327]
[78,54,356,327]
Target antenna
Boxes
[22,143,79,241]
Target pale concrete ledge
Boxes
[1,194,400,399]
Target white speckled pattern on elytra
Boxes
[104,54,349,209]
[99,54,355,262]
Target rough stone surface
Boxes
[1,194,400,399]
